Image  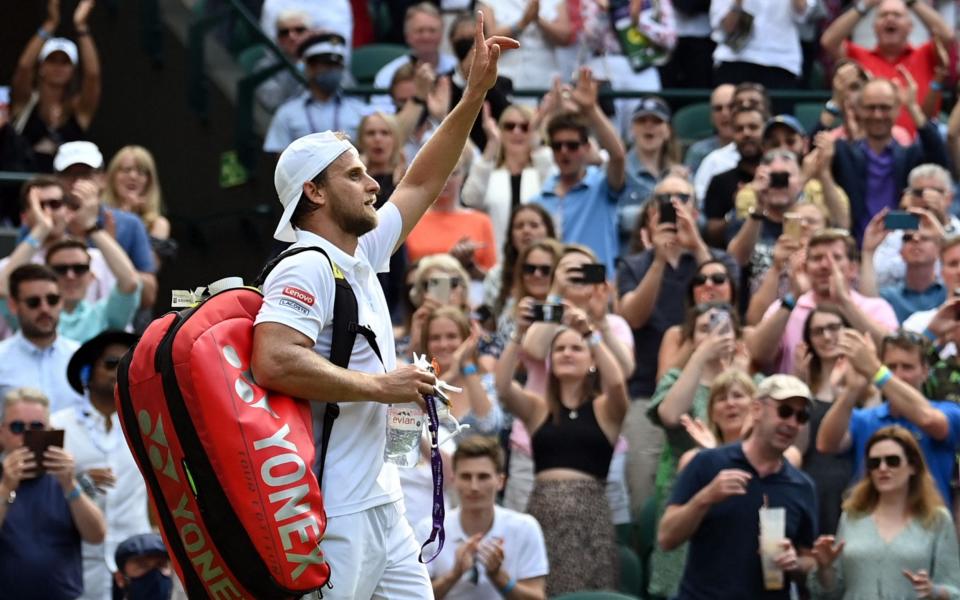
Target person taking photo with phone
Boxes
[616,174,739,517]
[494,285,629,595]
[0,386,106,600]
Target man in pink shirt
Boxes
[747,229,898,374]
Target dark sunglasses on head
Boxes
[40,199,64,210]
[277,26,307,38]
[522,263,553,277]
[693,273,728,286]
[550,140,582,152]
[50,263,91,277]
[867,454,903,470]
[6,420,45,434]
[654,192,692,204]
[502,121,529,133]
[22,293,61,309]
[774,402,810,424]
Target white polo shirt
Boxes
[418,505,549,600]
[255,202,404,517]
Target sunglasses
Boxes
[277,26,307,38]
[654,192,692,204]
[102,356,122,369]
[522,263,553,277]
[502,121,529,133]
[867,454,904,470]
[50,263,91,277]
[550,140,582,152]
[40,199,65,210]
[810,322,843,338]
[22,293,61,309]
[774,402,810,424]
[902,232,933,243]
[420,277,463,290]
[6,420,45,434]
[693,273,728,286]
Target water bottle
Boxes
[384,403,424,467]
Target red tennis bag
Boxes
[115,248,362,599]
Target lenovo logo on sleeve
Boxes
[282,287,315,306]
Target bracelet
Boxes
[499,576,517,596]
[24,234,41,249]
[854,0,869,15]
[930,81,943,92]
[585,329,603,348]
[922,328,938,343]
[461,362,478,376]
[781,293,796,311]
[873,365,893,388]
[37,27,52,41]
[65,486,82,502]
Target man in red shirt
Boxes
[820,0,953,137]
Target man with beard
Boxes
[51,331,150,600]
[817,329,960,506]
[251,17,518,599]
[263,32,369,152]
[820,0,953,136]
[658,374,818,600]
[748,229,898,375]
[830,78,948,243]
[0,387,107,600]
[703,104,766,247]
[0,264,82,411]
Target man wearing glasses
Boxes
[658,374,818,600]
[0,386,107,600]
[51,330,151,600]
[255,10,312,112]
[0,264,82,412]
[817,329,960,506]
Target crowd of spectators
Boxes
[8,0,960,598]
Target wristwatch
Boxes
[854,0,870,15]
[824,100,841,117]
[748,206,765,221]
[2,489,14,505]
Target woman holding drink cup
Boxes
[809,425,960,599]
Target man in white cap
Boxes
[658,374,818,600]
[263,32,369,153]
[251,14,518,599]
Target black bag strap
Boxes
[256,246,383,487]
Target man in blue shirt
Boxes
[878,228,946,323]
[264,32,369,153]
[659,374,818,600]
[817,328,960,505]
[0,386,106,600]
[531,66,625,276]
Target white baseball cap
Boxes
[53,140,104,172]
[39,38,79,64]
[273,131,354,242]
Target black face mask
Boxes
[452,38,474,62]
[125,569,173,600]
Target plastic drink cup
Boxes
[759,506,786,590]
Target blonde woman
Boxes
[104,145,170,240]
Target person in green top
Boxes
[645,301,753,598]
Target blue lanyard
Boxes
[304,95,341,134]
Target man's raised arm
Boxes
[390,13,519,248]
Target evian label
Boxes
[282,287,315,306]
[387,407,423,431]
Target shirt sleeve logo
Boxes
[282,286,315,306]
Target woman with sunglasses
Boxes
[495,300,629,595]
[646,302,754,598]
[11,0,100,173]
[462,104,554,259]
[496,239,563,343]
[656,259,743,379]
[796,306,877,535]
[484,204,556,321]
[810,425,960,599]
